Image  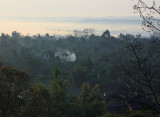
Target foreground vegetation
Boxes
[0,0,160,116]
[0,29,160,116]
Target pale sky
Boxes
[0,0,136,17]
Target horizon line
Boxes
[0,16,140,18]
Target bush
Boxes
[128,110,152,117]
[99,110,153,117]
[98,113,119,117]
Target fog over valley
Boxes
[0,17,148,37]
[0,0,160,116]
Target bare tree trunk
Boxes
[2,110,9,117]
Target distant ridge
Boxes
[0,16,142,19]
[0,16,142,23]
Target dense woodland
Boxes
[0,0,160,116]
[0,29,160,117]
[0,31,145,92]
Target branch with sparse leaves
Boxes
[134,0,160,36]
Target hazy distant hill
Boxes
[0,16,142,24]
[0,16,147,36]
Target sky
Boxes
[0,0,137,17]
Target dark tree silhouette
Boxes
[120,1,160,112]
[0,62,29,117]
[101,30,111,39]
[124,38,160,112]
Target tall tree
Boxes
[0,62,29,117]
